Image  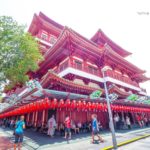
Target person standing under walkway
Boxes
[126,116,131,129]
[91,114,104,144]
[64,115,71,140]
[10,118,15,129]
[47,115,56,137]
[144,115,148,127]
[14,115,25,150]
[114,114,119,130]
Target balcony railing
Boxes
[52,59,140,89]
[105,70,139,88]
[53,59,102,77]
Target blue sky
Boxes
[0,0,150,94]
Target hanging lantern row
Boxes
[0,97,150,119]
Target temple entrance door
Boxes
[48,109,56,120]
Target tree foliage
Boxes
[0,16,43,90]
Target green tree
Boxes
[0,16,43,90]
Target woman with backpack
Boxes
[91,114,104,144]
[14,115,25,150]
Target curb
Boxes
[102,134,150,150]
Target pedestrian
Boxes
[144,115,148,127]
[59,123,65,136]
[141,116,145,127]
[91,114,104,144]
[98,120,103,131]
[64,115,71,139]
[14,115,25,150]
[136,114,142,127]
[10,118,15,129]
[47,115,56,137]
[114,114,120,130]
[126,116,131,129]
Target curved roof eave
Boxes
[40,70,103,93]
[39,27,105,68]
[39,12,64,30]
[28,13,38,33]
[28,12,63,36]
[104,44,145,74]
[91,29,132,57]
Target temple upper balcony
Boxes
[105,69,139,88]
[34,29,58,51]
[53,57,103,83]
[51,57,146,95]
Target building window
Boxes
[49,36,57,45]
[74,60,82,70]
[41,33,48,40]
[88,65,98,75]
[59,61,68,72]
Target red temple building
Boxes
[0,12,150,129]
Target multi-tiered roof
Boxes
[29,12,149,84]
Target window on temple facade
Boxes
[49,35,57,45]
[59,61,68,72]
[41,33,48,40]
[88,65,98,75]
[74,60,82,70]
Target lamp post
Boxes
[101,66,118,150]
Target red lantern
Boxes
[71,100,76,109]
[32,102,37,111]
[65,99,71,108]
[51,98,58,109]
[34,101,39,110]
[87,102,91,111]
[103,103,107,112]
[41,99,47,109]
[58,99,64,109]
[77,101,82,110]
[91,102,96,110]
[81,101,86,111]
[43,97,49,109]
[95,102,99,110]
[97,103,102,111]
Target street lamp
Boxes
[101,66,118,150]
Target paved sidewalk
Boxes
[0,129,14,150]
[121,136,150,150]
[1,127,150,150]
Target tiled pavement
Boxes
[0,131,14,150]
[1,127,150,150]
[121,136,150,150]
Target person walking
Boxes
[136,114,143,128]
[64,115,71,140]
[126,116,131,129]
[14,115,25,150]
[91,114,104,144]
[144,115,148,127]
[47,115,56,137]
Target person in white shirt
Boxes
[47,115,56,137]
[77,121,82,132]
[114,114,120,129]
[126,116,131,129]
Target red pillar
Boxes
[42,110,46,127]
[34,111,38,127]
